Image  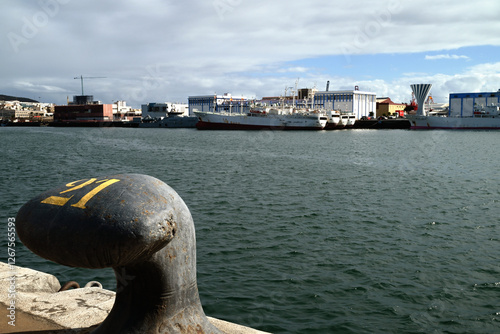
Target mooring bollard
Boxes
[16,174,222,334]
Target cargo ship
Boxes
[194,108,327,130]
[408,103,500,129]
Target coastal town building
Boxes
[0,99,53,121]
[376,97,406,117]
[113,100,141,121]
[0,108,15,120]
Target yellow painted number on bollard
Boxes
[41,178,120,209]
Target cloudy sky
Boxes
[2,0,500,107]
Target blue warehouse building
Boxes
[449,90,500,117]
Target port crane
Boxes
[74,75,106,95]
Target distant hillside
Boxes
[0,94,39,103]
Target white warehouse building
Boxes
[188,93,249,115]
[314,87,377,119]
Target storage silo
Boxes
[410,84,432,116]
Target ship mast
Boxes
[293,78,299,109]
[281,87,286,114]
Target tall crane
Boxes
[74,75,106,95]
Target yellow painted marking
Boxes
[71,179,121,209]
[41,178,121,209]
[61,178,97,194]
[41,195,74,206]
[65,179,84,187]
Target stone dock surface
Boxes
[0,262,270,334]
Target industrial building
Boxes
[54,96,142,122]
[54,103,113,122]
[141,102,189,119]
[55,95,112,121]
[313,87,377,119]
[188,93,249,115]
[449,90,500,117]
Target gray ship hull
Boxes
[139,116,198,128]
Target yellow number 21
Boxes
[41,178,120,209]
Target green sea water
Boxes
[1,127,500,333]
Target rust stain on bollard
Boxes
[16,174,222,334]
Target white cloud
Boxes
[14,81,68,93]
[276,67,309,74]
[1,0,500,106]
[364,67,500,104]
[425,54,470,60]
[465,62,500,74]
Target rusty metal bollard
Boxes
[16,174,222,334]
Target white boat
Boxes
[346,114,356,128]
[340,114,350,128]
[408,103,500,129]
[194,108,327,130]
[325,111,342,129]
[324,111,356,129]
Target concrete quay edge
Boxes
[0,262,270,334]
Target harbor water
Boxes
[1,127,500,333]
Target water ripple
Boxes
[2,128,500,333]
